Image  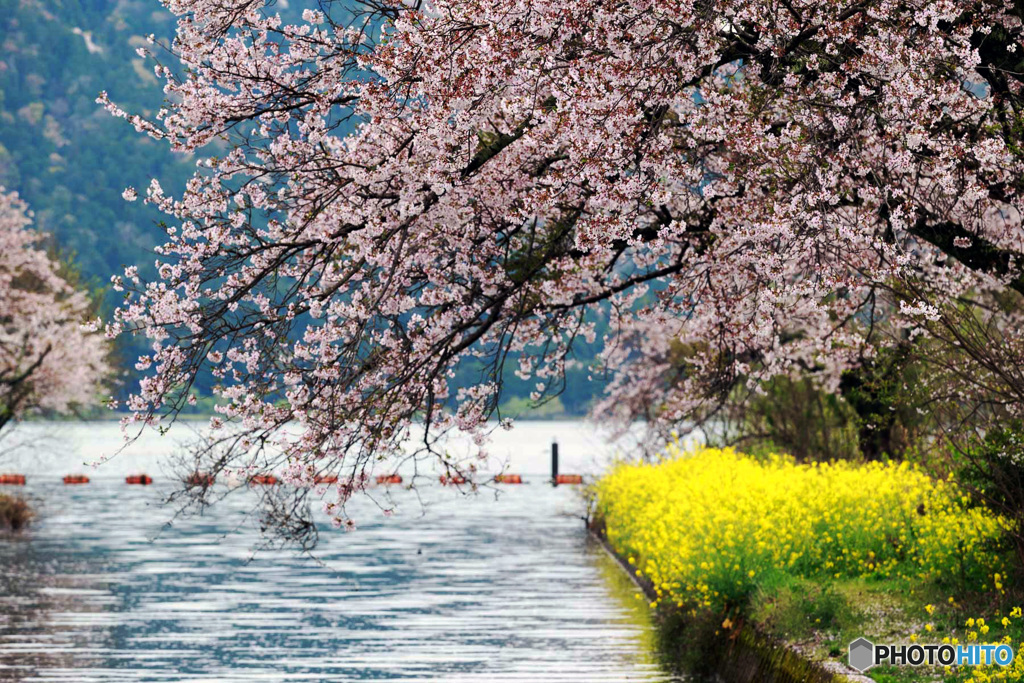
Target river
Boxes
[0,421,684,681]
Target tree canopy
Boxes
[0,189,109,428]
[107,0,1024,529]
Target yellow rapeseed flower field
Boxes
[595,445,1008,612]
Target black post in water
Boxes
[551,439,559,486]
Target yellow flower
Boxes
[925,604,935,615]
[594,446,1006,614]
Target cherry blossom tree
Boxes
[105,0,1024,530]
[0,189,109,431]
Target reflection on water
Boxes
[0,478,681,681]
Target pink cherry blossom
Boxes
[0,189,110,430]
[103,0,1024,527]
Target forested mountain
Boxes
[0,0,605,415]
[0,0,189,283]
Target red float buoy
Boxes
[0,474,26,485]
[63,474,90,485]
[314,474,338,484]
[495,474,522,484]
[439,475,467,485]
[555,474,583,485]
[186,472,215,486]
[250,474,278,485]
[125,474,153,485]
[376,474,402,485]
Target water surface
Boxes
[0,423,680,681]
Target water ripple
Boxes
[0,481,680,681]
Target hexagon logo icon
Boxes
[849,637,875,672]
